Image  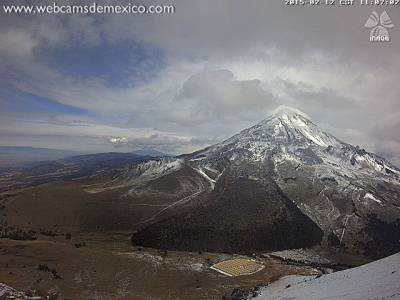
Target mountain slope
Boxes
[131,107,400,258]
[132,163,323,253]
[250,252,400,300]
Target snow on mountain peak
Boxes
[259,106,339,148]
[271,105,310,119]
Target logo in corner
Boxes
[365,11,394,42]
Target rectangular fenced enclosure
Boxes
[211,258,265,277]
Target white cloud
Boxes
[109,137,128,145]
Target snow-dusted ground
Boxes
[0,282,52,299]
[253,252,400,300]
[267,248,333,266]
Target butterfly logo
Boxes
[364,11,394,42]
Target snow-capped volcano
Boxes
[130,107,400,258]
[188,106,398,179]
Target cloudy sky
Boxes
[0,1,399,165]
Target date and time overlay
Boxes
[284,0,397,42]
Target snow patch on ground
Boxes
[268,248,333,265]
[189,156,206,161]
[253,252,400,300]
[193,167,216,189]
[140,159,182,177]
[364,192,382,204]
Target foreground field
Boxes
[0,233,319,300]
